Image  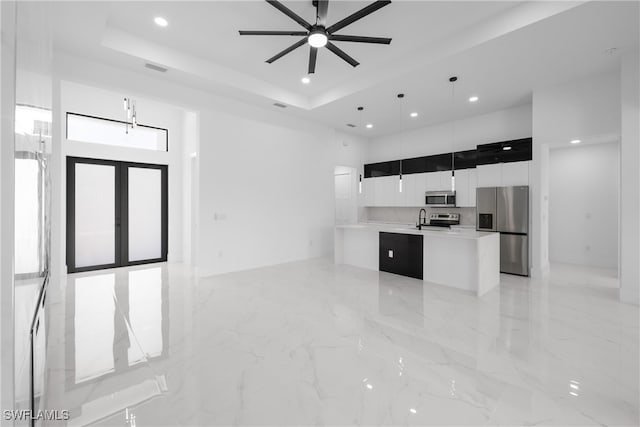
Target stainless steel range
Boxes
[416,212,460,230]
[428,212,460,227]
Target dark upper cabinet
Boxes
[476,138,532,165]
[426,153,453,172]
[363,137,531,177]
[394,153,453,175]
[401,156,428,174]
[453,149,477,170]
[364,160,401,178]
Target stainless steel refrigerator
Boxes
[476,186,529,276]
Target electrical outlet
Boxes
[388,250,394,258]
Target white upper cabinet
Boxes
[366,175,401,206]
[454,168,478,207]
[468,168,477,206]
[361,177,376,206]
[454,169,470,207]
[477,161,530,188]
[401,173,428,206]
[476,164,502,187]
[400,173,416,206]
[501,161,530,186]
[425,170,452,191]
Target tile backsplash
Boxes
[365,207,477,227]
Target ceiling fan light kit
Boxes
[239,0,392,74]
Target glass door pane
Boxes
[15,157,41,275]
[128,167,162,262]
[74,163,116,268]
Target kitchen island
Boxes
[334,223,500,296]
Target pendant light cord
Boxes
[449,77,458,191]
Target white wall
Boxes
[549,142,619,269]
[532,71,621,278]
[55,81,187,273]
[197,112,366,276]
[367,104,532,162]
[182,111,199,266]
[52,53,368,278]
[620,50,640,305]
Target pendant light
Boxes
[397,93,405,193]
[358,106,364,194]
[449,77,457,192]
[123,97,138,134]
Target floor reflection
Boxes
[59,264,169,424]
[41,260,639,427]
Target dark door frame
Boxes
[66,156,168,273]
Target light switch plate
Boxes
[388,250,393,258]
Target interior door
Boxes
[67,157,167,273]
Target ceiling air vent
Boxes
[145,63,168,73]
[273,102,287,108]
[346,123,356,128]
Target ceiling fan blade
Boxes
[316,0,329,27]
[326,0,391,34]
[325,42,359,67]
[266,0,312,31]
[308,47,318,74]
[266,38,308,63]
[239,30,309,36]
[329,34,391,44]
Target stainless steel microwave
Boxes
[425,191,456,207]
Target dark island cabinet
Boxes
[379,232,424,280]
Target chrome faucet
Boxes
[417,209,427,229]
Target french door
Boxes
[66,157,168,273]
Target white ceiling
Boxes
[50,1,639,137]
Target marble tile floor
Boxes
[40,259,639,426]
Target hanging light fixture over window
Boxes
[448,77,457,192]
[123,97,138,134]
[358,106,364,194]
[397,93,405,193]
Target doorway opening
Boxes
[548,141,619,290]
[334,166,358,225]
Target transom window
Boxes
[66,112,168,152]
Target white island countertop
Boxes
[336,222,495,240]
[335,222,500,296]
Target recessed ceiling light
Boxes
[469,96,479,103]
[503,146,512,151]
[571,139,581,144]
[301,76,310,84]
[154,17,168,27]
[410,112,418,118]
[366,123,373,129]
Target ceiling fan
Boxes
[239,0,392,74]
